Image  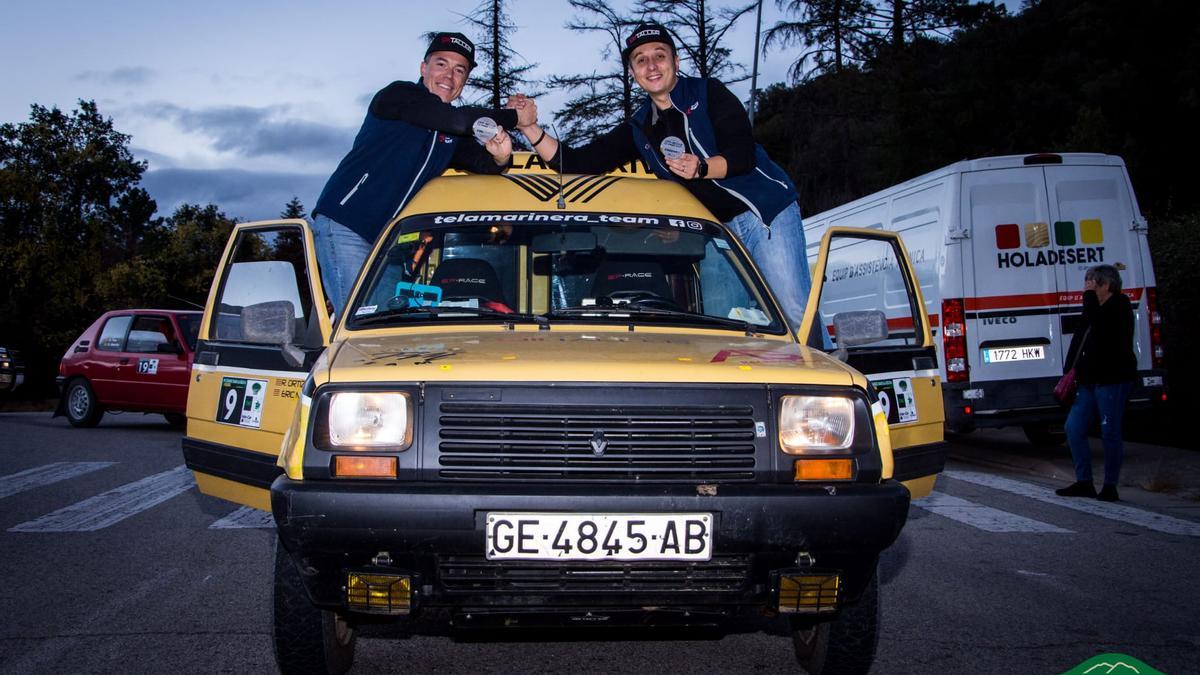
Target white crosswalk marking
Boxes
[210,505,274,529]
[9,465,195,532]
[0,462,115,499]
[913,491,1073,533]
[943,470,1200,537]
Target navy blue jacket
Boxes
[552,76,798,224]
[314,81,517,242]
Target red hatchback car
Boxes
[56,309,201,427]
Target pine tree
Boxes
[458,0,542,109]
[636,0,757,82]
[548,1,638,145]
[280,196,306,220]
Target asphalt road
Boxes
[1,412,1197,674]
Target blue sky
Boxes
[0,1,1012,222]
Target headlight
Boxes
[778,396,855,453]
[328,392,412,449]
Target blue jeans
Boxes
[311,214,373,318]
[1066,382,1132,486]
[726,202,816,339]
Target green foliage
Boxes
[754,0,1200,218]
[281,196,307,220]
[0,101,235,396]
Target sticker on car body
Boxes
[216,376,268,428]
[137,358,159,375]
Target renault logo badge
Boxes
[590,430,608,456]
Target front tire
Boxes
[64,378,103,428]
[792,570,880,675]
[273,539,356,675]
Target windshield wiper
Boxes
[352,305,545,327]
[548,306,761,335]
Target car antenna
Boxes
[551,124,566,210]
[168,294,204,310]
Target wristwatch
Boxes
[697,156,709,179]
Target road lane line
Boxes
[0,462,116,499]
[9,465,194,532]
[210,505,274,529]
[943,470,1200,537]
[913,491,1073,533]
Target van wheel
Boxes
[1023,423,1066,447]
[65,378,104,428]
[163,413,186,428]
[792,570,880,674]
[273,539,356,674]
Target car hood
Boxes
[327,327,856,386]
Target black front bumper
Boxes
[271,478,910,618]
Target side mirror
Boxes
[832,310,889,348]
[242,300,305,367]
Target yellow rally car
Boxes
[182,154,945,674]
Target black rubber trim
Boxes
[893,442,948,482]
[844,345,938,376]
[182,436,283,490]
[194,339,322,371]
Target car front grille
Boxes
[436,402,757,482]
[438,555,752,594]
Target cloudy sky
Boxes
[0,0,1010,222]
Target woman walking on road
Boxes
[1055,264,1137,502]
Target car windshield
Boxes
[346,212,785,334]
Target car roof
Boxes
[400,152,718,222]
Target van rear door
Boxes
[182,220,332,510]
[961,168,1065,393]
[801,227,945,498]
[1043,164,1147,368]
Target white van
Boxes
[803,153,1166,444]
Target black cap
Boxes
[426,32,477,69]
[622,23,675,63]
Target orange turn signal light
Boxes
[793,458,854,482]
[334,455,397,478]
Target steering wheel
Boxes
[605,290,678,311]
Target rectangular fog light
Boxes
[777,573,840,614]
[346,573,411,615]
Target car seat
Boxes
[432,257,513,313]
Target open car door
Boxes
[182,220,332,510]
[800,227,946,498]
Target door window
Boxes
[176,314,201,351]
[212,228,316,346]
[96,316,133,352]
[126,316,175,353]
[816,236,923,349]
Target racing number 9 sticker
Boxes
[872,377,918,424]
[216,377,269,428]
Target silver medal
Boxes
[472,117,499,144]
[660,136,686,160]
